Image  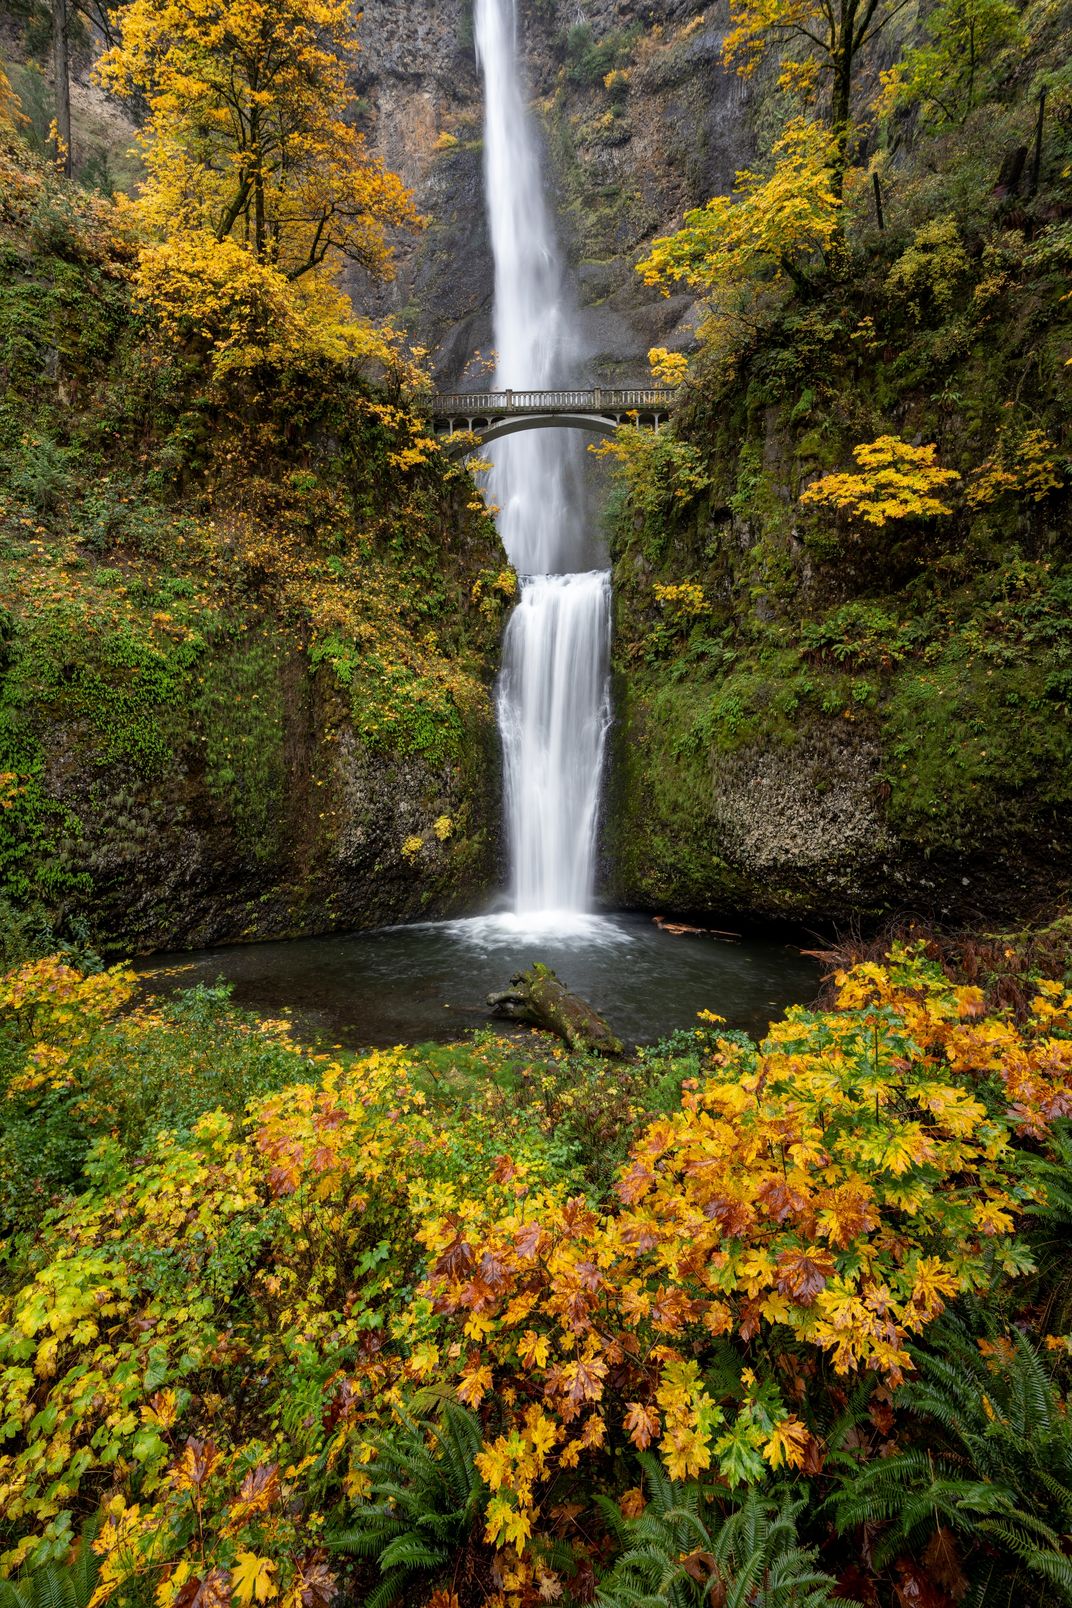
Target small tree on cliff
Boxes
[637,118,841,299]
[723,0,912,183]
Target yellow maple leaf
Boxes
[485,1495,533,1551]
[518,1330,549,1369]
[232,1554,277,1607]
[763,1415,811,1470]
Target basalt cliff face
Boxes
[352,0,752,385]
[0,148,509,957]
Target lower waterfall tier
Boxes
[497,570,611,915]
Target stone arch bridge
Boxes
[425,387,676,455]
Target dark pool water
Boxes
[136,910,819,1050]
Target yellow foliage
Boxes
[647,347,689,387]
[800,436,961,527]
[0,946,1069,1577]
[135,227,430,380]
[414,943,1072,1536]
[636,120,840,298]
[95,0,420,373]
[967,428,1063,508]
[652,581,709,630]
[721,0,903,144]
[0,67,25,131]
[232,1554,277,1606]
[886,217,971,317]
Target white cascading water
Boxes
[475,0,611,919]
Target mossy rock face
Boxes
[603,652,1072,926]
[22,638,501,953]
[599,214,1072,926]
[602,680,896,922]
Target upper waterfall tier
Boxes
[475,0,591,577]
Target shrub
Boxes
[799,436,961,528]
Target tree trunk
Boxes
[52,0,72,178]
[830,47,853,202]
[487,964,624,1056]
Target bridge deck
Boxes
[428,387,674,416]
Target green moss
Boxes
[603,199,1072,917]
[884,648,1072,854]
[0,143,505,945]
[192,630,288,864]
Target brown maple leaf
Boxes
[773,1247,836,1304]
[623,1401,660,1450]
[703,1195,756,1236]
[228,1462,282,1525]
[680,1550,717,1585]
[433,1235,475,1279]
[294,1552,336,1608]
[756,1178,808,1223]
[922,1527,968,1602]
[616,1163,655,1204]
[563,1355,607,1406]
[514,1221,548,1258]
[171,1436,222,1492]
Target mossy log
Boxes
[487,963,623,1056]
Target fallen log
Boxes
[653,915,741,940]
[487,962,623,1056]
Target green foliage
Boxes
[0,978,318,1238]
[885,217,972,319]
[594,429,712,563]
[563,24,636,86]
[602,0,1072,916]
[0,131,506,940]
[0,1518,99,1608]
[800,603,920,666]
[596,1459,840,1608]
[330,1402,485,1608]
[4,436,74,514]
[880,0,1025,127]
[832,1313,1072,1601]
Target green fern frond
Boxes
[834,1310,1072,1603]
[0,1520,101,1608]
[597,1481,840,1608]
[328,1399,484,1600]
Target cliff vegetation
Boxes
[600,0,1072,924]
[0,27,509,955]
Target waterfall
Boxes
[475,0,611,918]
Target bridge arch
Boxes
[439,412,628,457]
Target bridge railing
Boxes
[427,387,675,416]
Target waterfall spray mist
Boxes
[475,0,611,917]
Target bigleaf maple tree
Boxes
[96,0,418,285]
